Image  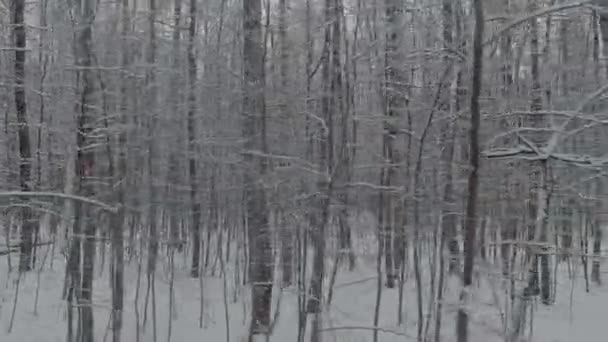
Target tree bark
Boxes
[188,0,203,278]
[456,0,484,341]
[382,0,405,289]
[243,0,273,337]
[12,0,36,273]
[73,0,98,339]
[306,1,334,341]
[278,0,294,288]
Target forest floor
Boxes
[0,238,606,342]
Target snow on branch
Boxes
[0,191,117,212]
[483,146,608,168]
[484,82,608,165]
[484,1,592,47]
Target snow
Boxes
[0,238,607,341]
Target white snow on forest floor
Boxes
[0,244,607,342]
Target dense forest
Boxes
[1,0,608,341]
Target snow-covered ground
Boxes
[0,236,607,342]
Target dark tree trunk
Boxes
[74,0,98,339]
[12,0,36,273]
[307,1,333,341]
[456,0,483,340]
[188,0,202,278]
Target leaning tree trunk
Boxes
[12,0,36,273]
[243,0,274,338]
[456,0,483,341]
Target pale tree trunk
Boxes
[510,160,549,341]
[243,0,273,338]
[188,0,202,278]
[456,0,483,341]
[12,0,36,273]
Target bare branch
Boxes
[0,192,117,212]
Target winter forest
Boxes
[3,0,608,341]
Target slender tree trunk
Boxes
[382,0,404,289]
[435,0,457,337]
[108,1,131,340]
[144,1,159,340]
[243,0,273,338]
[167,0,183,253]
[188,0,202,278]
[12,0,36,273]
[456,0,483,341]
[591,3,608,284]
[278,0,293,288]
[306,1,334,341]
[439,0,460,277]
[74,0,98,339]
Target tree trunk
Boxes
[144,2,160,340]
[456,0,483,341]
[168,0,183,253]
[188,0,202,278]
[306,1,334,341]
[108,0,131,340]
[278,0,293,288]
[74,0,98,339]
[12,0,36,273]
[243,0,273,337]
[440,0,460,276]
[382,0,405,288]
